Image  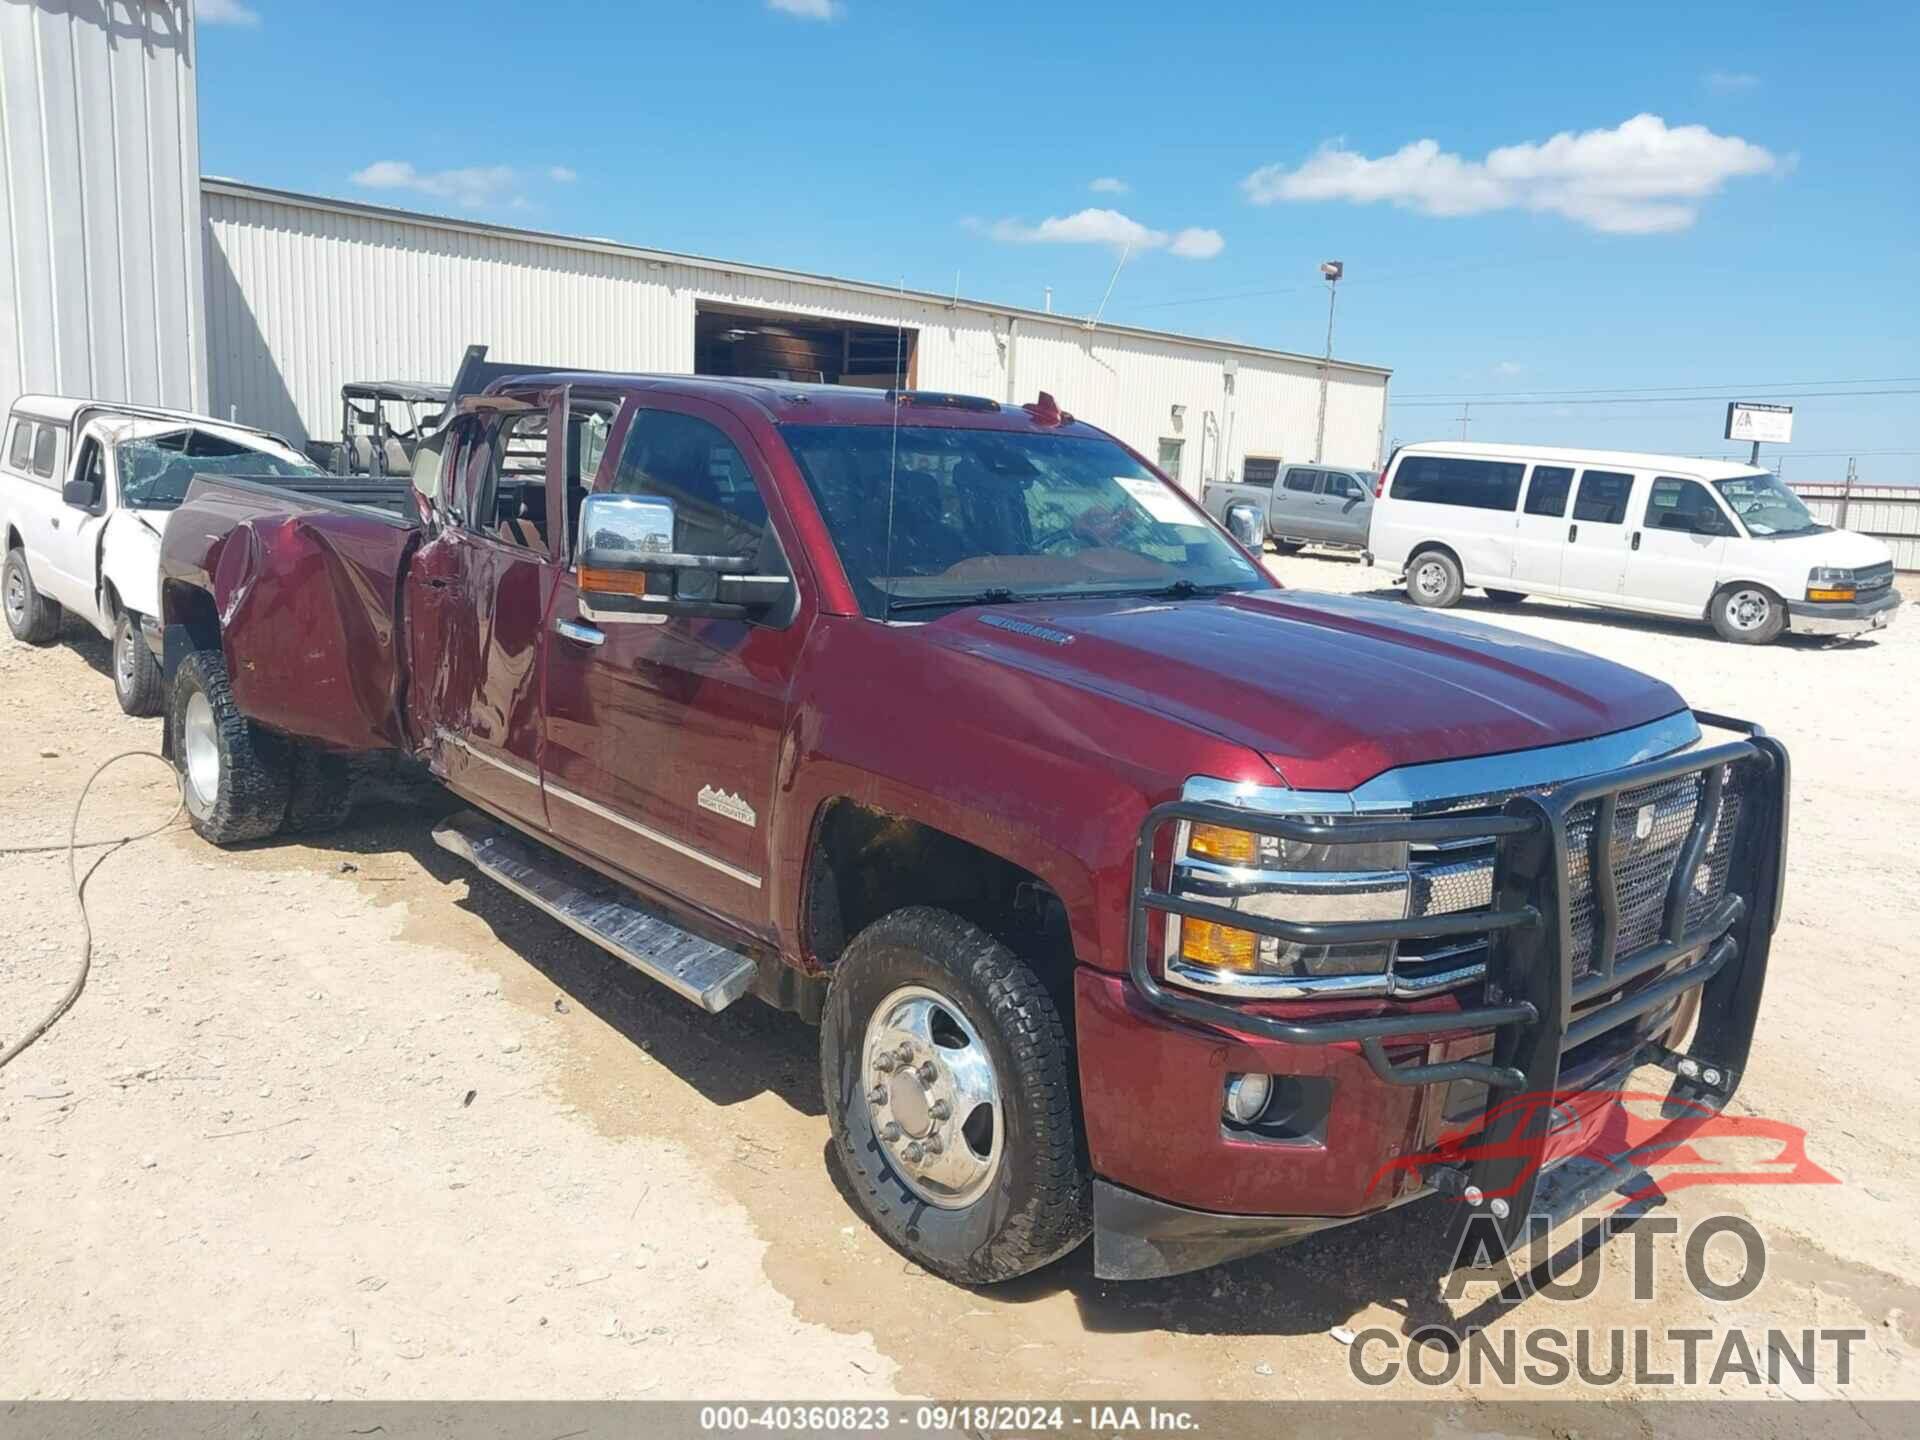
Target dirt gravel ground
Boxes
[3,558,1918,1413]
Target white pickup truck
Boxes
[2,396,323,714]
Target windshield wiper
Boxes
[885,588,1021,614]
[1136,579,1244,599]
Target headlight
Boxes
[1170,822,1408,991]
[1807,566,1857,602]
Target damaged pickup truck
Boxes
[154,356,1789,1283]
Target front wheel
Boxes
[113,611,165,716]
[1407,549,1464,608]
[169,648,291,845]
[1711,585,1785,644]
[4,548,62,644]
[821,907,1090,1284]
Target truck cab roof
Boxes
[481,372,1103,437]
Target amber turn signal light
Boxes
[1179,918,1259,972]
[579,565,650,597]
[1188,823,1259,865]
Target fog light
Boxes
[1223,1072,1273,1125]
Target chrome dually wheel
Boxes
[861,983,1003,1209]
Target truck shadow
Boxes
[321,790,826,1121]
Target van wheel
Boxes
[112,610,165,716]
[169,648,291,845]
[1407,550,1464,608]
[4,548,62,644]
[1711,585,1785,645]
[821,907,1090,1284]
[285,744,355,834]
[1483,588,1526,606]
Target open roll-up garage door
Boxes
[694,303,916,389]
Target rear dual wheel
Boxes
[169,648,356,844]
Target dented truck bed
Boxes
[158,473,420,753]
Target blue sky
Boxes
[196,0,1918,480]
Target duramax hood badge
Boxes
[698,786,757,827]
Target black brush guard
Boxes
[1126,710,1789,1253]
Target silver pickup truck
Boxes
[1201,459,1377,554]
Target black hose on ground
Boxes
[0,751,184,1071]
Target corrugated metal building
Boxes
[0,0,206,413]
[201,180,1391,495]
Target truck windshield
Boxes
[780,424,1265,618]
[1712,471,1825,537]
[118,430,321,509]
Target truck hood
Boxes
[931,589,1687,791]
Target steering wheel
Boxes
[1031,526,1082,552]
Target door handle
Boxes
[554,618,604,646]
[1567,523,1578,542]
[1631,531,1641,551]
[50,517,60,530]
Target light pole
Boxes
[1312,260,1343,463]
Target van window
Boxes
[6,420,32,473]
[1390,456,1524,511]
[1241,457,1280,488]
[1283,468,1318,493]
[31,424,58,479]
[1523,465,1574,517]
[1572,470,1634,525]
[1648,478,1731,535]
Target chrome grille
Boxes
[1858,561,1894,594]
[1401,764,1741,988]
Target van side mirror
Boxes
[62,477,101,511]
[577,492,794,624]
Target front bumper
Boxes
[1787,587,1901,636]
[1088,711,1788,1279]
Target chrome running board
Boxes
[432,809,756,1013]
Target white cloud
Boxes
[1493,360,1526,377]
[1167,226,1225,260]
[984,207,1224,260]
[1089,176,1130,195]
[1242,114,1779,234]
[1706,70,1761,93]
[351,161,520,209]
[768,0,840,18]
[548,165,579,183]
[198,0,260,26]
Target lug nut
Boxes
[924,1135,943,1154]
[917,1062,938,1085]
[868,1086,887,1106]
[1489,1198,1511,1220]
[875,1053,896,1074]
[879,1121,901,1141]
[928,1099,951,1122]
[896,1044,915,1065]
[903,1141,925,1163]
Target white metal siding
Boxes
[1794,484,1920,571]
[202,182,1389,489]
[0,0,205,416]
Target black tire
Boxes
[284,743,355,834]
[1407,548,1464,608]
[4,548,62,645]
[169,648,291,845]
[821,907,1090,1284]
[112,610,165,716]
[1269,539,1304,555]
[1483,588,1526,606]
[1710,584,1786,645]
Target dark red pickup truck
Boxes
[156,358,1788,1284]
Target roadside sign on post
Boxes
[1725,402,1794,445]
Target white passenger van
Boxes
[1367,442,1900,644]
